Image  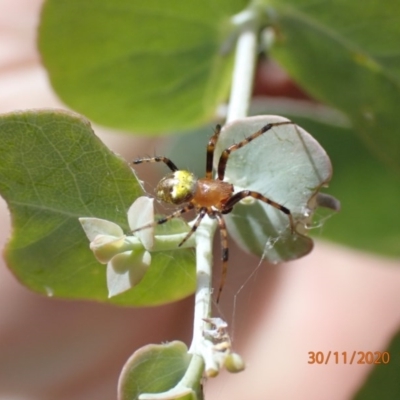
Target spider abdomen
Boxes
[156,170,197,205]
[193,178,234,209]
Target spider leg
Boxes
[132,156,179,172]
[178,207,207,247]
[205,124,222,179]
[130,203,194,234]
[224,190,295,233]
[217,120,294,181]
[212,211,229,304]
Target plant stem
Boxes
[226,17,259,123]
[189,215,217,354]
[187,19,259,378]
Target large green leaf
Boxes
[0,110,195,305]
[265,0,400,171]
[39,0,400,167]
[39,0,247,133]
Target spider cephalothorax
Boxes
[132,122,295,302]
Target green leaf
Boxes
[118,341,201,400]
[38,0,248,133]
[265,0,400,171]
[353,330,400,400]
[0,110,195,306]
[214,116,334,262]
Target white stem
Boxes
[226,23,258,123]
[187,16,259,377]
[189,215,217,354]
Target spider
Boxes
[132,121,295,303]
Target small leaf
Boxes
[224,353,245,373]
[80,217,124,242]
[118,341,198,400]
[128,196,155,250]
[214,116,333,262]
[107,250,151,298]
[90,234,126,264]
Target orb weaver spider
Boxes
[132,121,295,303]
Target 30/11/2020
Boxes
[307,351,390,365]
